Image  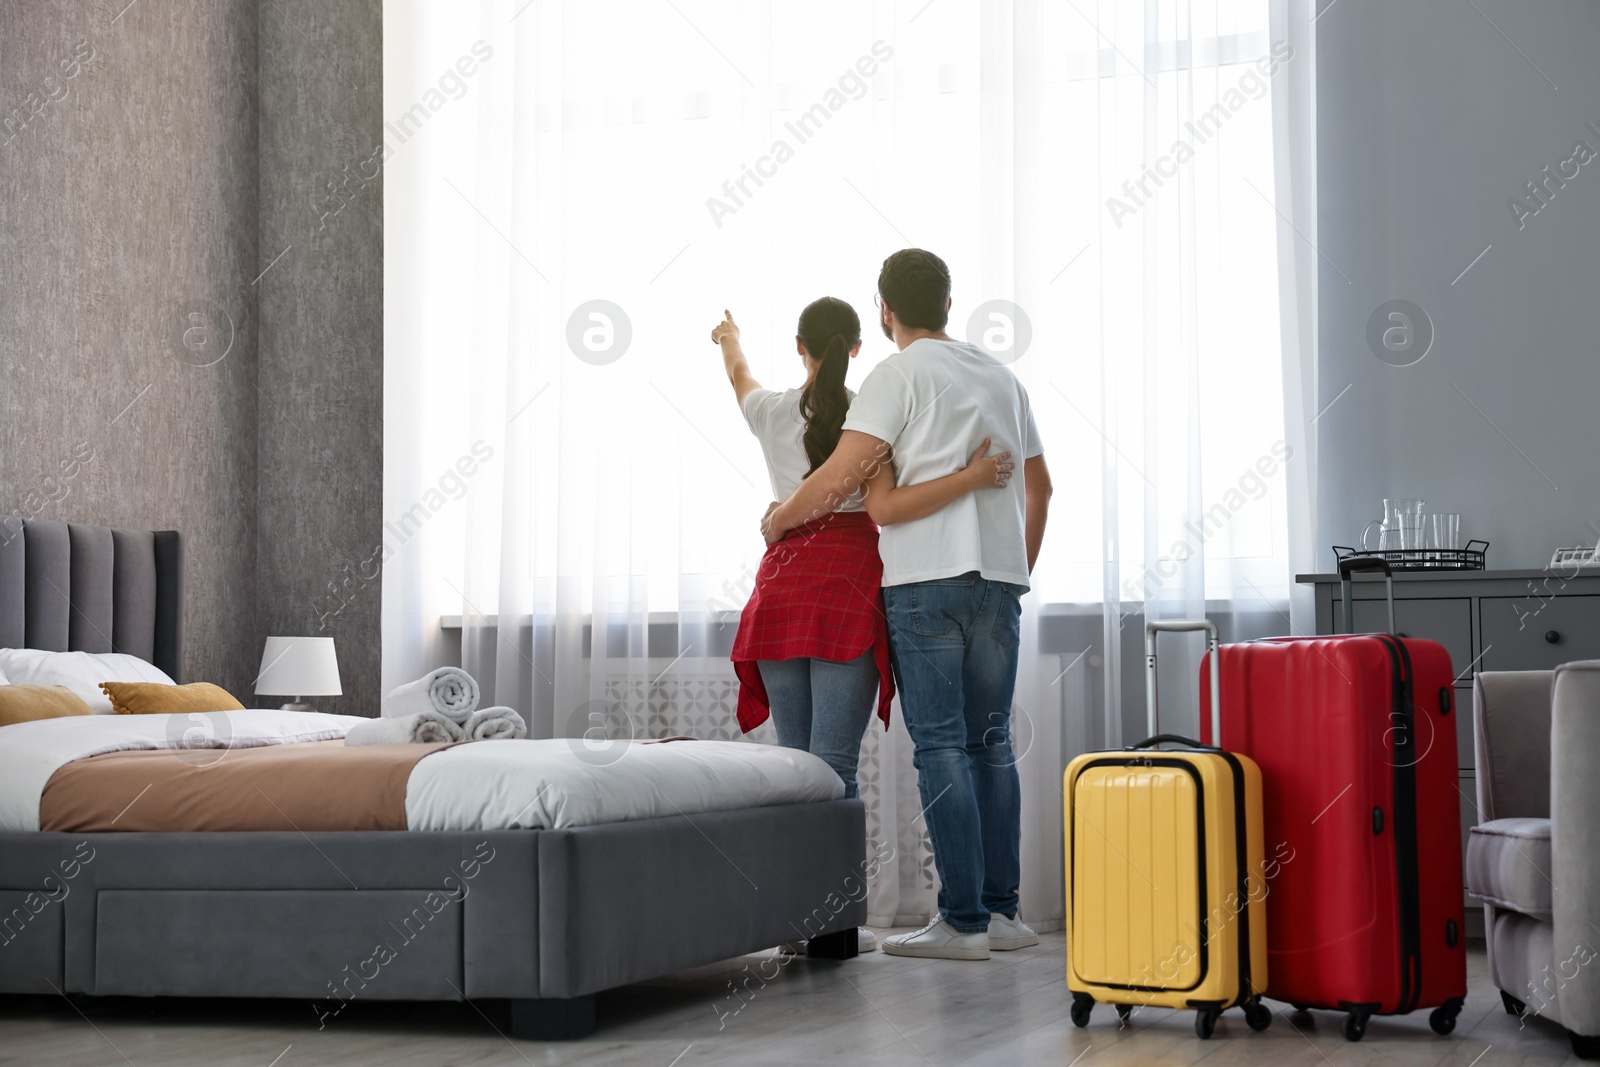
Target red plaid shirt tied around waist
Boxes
[730,510,894,733]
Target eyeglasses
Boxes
[873,293,884,309]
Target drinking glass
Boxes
[1387,499,1424,550]
[1431,513,1461,551]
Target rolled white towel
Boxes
[464,706,526,741]
[345,711,466,746]
[383,667,480,723]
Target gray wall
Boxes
[258,1,383,715]
[0,0,382,712]
[1316,0,1600,571]
[0,0,260,697]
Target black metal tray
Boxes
[1332,540,1488,572]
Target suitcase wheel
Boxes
[1289,1003,1312,1014]
[1114,1003,1133,1024]
[1342,1009,1370,1042]
[1069,993,1094,1028]
[1194,1008,1220,1040]
[1243,1000,1272,1032]
[1429,998,1464,1036]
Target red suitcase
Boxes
[1198,557,1467,1041]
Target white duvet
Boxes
[0,711,844,832]
[404,738,844,831]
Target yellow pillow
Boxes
[0,685,94,726]
[99,681,245,716]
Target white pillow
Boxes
[0,664,8,685]
[0,649,176,714]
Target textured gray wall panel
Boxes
[0,0,382,709]
[0,0,260,695]
[257,0,383,715]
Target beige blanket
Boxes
[39,740,456,832]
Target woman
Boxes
[714,297,1011,799]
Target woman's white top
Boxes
[741,387,866,512]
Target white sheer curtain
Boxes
[384,0,1300,932]
[1269,0,1320,638]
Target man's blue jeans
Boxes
[882,572,1023,933]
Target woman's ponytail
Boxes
[797,297,861,475]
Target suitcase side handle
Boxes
[1144,619,1221,745]
[1338,556,1396,635]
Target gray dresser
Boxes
[1298,566,1600,936]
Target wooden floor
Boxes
[0,934,1583,1066]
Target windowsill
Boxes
[437,599,1285,630]
[439,598,1291,659]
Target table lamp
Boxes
[255,636,342,713]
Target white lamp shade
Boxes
[255,637,342,697]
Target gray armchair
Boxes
[1470,664,1600,1060]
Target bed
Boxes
[0,516,866,1039]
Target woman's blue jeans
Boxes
[757,651,877,798]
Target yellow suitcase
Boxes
[1064,620,1270,1039]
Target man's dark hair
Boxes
[877,249,951,331]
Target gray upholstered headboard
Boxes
[0,516,183,681]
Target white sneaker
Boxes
[882,918,990,961]
[988,912,1039,951]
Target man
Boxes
[763,249,1052,960]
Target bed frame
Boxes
[0,517,865,1039]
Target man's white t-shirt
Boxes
[742,387,866,512]
[842,337,1043,589]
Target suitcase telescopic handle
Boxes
[1338,556,1396,635]
[1144,620,1221,747]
